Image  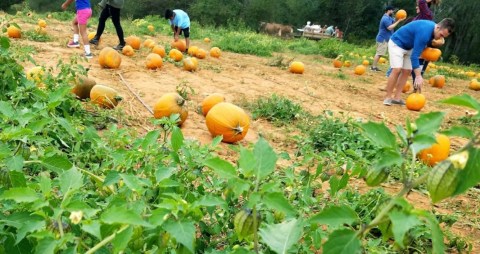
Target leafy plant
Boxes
[248,94,304,126]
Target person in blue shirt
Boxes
[165,9,191,52]
[383,18,454,106]
[371,6,404,72]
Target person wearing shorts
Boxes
[62,0,93,59]
[383,18,454,106]
[371,6,404,72]
[164,9,190,52]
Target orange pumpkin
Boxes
[90,85,122,109]
[7,26,21,38]
[333,59,343,68]
[26,66,44,84]
[469,79,480,91]
[88,32,97,41]
[429,75,445,88]
[421,47,442,62]
[143,39,155,49]
[72,74,96,100]
[99,47,122,69]
[188,46,199,56]
[204,37,211,43]
[195,49,207,59]
[402,81,412,93]
[201,93,225,116]
[354,65,366,75]
[205,102,250,143]
[396,9,407,20]
[171,40,187,52]
[183,57,198,72]
[152,45,166,58]
[122,45,135,56]
[153,93,188,125]
[418,134,450,166]
[406,93,426,111]
[210,47,222,58]
[344,60,351,67]
[289,61,304,74]
[431,37,445,48]
[125,36,141,50]
[38,19,47,28]
[379,57,387,64]
[169,49,183,62]
[362,60,370,66]
[465,71,476,78]
[147,25,154,32]
[146,53,163,69]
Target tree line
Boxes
[2,0,479,64]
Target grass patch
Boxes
[245,94,304,126]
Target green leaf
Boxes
[228,178,251,198]
[0,101,15,118]
[388,210,422,248]
[16,220,45,244]
[59,167,83,195]
[55,117,77,137]
[101,206,151,227]
[374,149,403,169]
[155,166,176,182]
[0,36,10,49]
[204,157,237,179]
[238,146,255,177]
[120,173,146,193]
[82,221,102,239]
[415,112,445,136]
[262,192,296,217]
[9,171,27,187]
[440,94,480,111]
[454,147,480,196]
[322,229,361,254]
[441,126,474,139]
[193,195,226,208]
[41,155,73,173]
[141,130,160,148]
[0,187,39,203]
[308,205,359,228]
[410,134,437,156]
[328,173,349,196]
[416,210,445,254]
[149,208,170,227]
[163,220,195,254]
[6,155,24,171]
[35,237,56,254]
[254,137,277,180]
[359,122,397,148]
[112,225,133,253]
[171,127,184,152]
[259,219,303,254]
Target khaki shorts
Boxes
[375,41,388,56]
[388,40,412,70]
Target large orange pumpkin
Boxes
[406,93,426,111]
[171,40,187,52]
[169,49,183,62]
[195,49,207,59]
[429,75,445,88]
[210,47,222,58]
[205,102,250,143]
[146,53,163,69]
[122,45,135,56]
[354,65,366,75]
[421,47,442,62]
[152,45,166,58]
[72,74,96,100]
[418,134,450,166]
[153,93,188,125]
[125,36,141,50]
[201,93,225,116]
[7,26,21,38]
[183,57,198,72]
[396,9,407,20]
[289,61,304,74]
[469,79,480,91]
[90,85,122,109]
[99,47,122,69]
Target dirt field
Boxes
[12,16,480,252]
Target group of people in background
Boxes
[371,0,453,106]
[303,22,343,38]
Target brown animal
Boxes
[259,22,294,37]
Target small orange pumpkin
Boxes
[406,93,426,111]
[153,93,188,125]
[171,40,187,52]
[90,85,122,109]
[210,47,222,58]
[205,102,250,143]
[152,45,166,58]
[201,93,225,116]
[354,65,366,75]
[143,39,155,49]
[72,74,96,100]
[195,49,207,59]
[421,47,442,62]
[125,36,141,50]
[188,46,199,56]
[289,61,304,74]
[99,47,122,69]
[169,49,183,62]
[469,79,480,91]
[145,53,163,69]
[418,134,450,166]
[431,37,445,48]
[362,59,370,66]
[344,60,351,67]
[396,9,407,20]
[333,59,343,68]
[183,57,198,72]
[402,81,412,93]
[122,45,135,56]
[88,32,98,41]
[38,19,47,28]
[7,26,21,38]
[147,25,154,32]
[204,37,211,43]
[430,75,445,88]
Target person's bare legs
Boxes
[385,68,402,99]
[393,69,411,100]
[185,38,190,51]
[372,54,380,68]
[78,24,89,46]
[72,18,79,35]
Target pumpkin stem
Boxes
[176,97,185,106]
[234,125,244,135]
[114,95,123,102]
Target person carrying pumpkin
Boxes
[383,18,454,106]
[164,9,190,53]
[89,0,126,51]
[61,0,93,59]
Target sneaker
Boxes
[67,41,80,48]
[370,66,382,72]
[85,53,93,59]
[89,38,99,45]
[391,99,406,106]
[383,99,392,106]
[113,44,125,51]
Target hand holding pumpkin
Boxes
[413,76,424,92]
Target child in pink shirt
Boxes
[62,0,93,59]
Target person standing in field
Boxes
[89,0,126,51]
[383,18,454,106]
[61,0,93,59]
[371,6,404,72]
[164,9,190,52]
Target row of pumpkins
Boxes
[70,74,249,143]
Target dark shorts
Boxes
[174,26,190,38]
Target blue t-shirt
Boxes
[76,0,91,10]
[391,20,435,69]
[376,14,394,42]
[169,9,190,29]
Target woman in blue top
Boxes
[164,9,191,52]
